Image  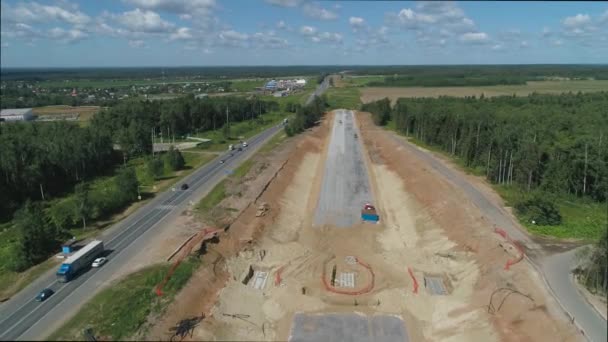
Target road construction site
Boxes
[149,110,582,342]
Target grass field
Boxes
[495,186,607,241]
[48,259,199,341]
[325,87,362,110]
[361,80,608,104]
[32,105,101,123]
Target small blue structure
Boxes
[265,80,277,91]
[361,203,380,223]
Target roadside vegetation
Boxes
[325,86,362,110]
[48,258,200,341]
[364,91,608,297]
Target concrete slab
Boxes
[314,110,374,228]
[289,313,409,342]
[424,276,447,295]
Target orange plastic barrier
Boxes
[321,257,375,295]
[494,227,524,270]
[408,267,418,294]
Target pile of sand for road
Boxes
[367,163,497,342]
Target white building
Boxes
[296,79,307,86]
[0,108,34,122]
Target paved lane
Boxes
[314,110,374,227]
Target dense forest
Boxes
[0,94,284,271]
[364,92,608,202]
[1,95,279,219]
[368,74,528,87]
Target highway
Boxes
[0,123,284,341]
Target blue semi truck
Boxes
[361,203,379,223]
[56,240,104,282]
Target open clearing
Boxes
[361,80,608,104]
[144,109,582,342]
[32,105,101,122]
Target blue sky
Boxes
[1,0,607,67]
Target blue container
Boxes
[62,246,72,254]
[361,213,379,222]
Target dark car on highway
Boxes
[35,288,54,302]
[180,183,189,190]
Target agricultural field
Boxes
[32,105,101,123]
[360,80,608,103]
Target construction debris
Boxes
[169,314,204,342]
[255,202,270,217]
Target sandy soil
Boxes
[150,110,582,342]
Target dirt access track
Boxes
[152,110,582,342]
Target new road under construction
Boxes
[151,109,584,342]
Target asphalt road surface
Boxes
[305,77,329,106]
[0,124,283,341]
[314,110,374,227]
[388,133,607,342]
[289,313,409,342]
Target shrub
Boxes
[515,193,562,226]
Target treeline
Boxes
[6,65,607,82]
[368,75,528,87]
[92,95,279,157]
[284,95,328,136]
[9,167,139,271]
[364,92,608,205]
[0,121,116,219]
[351,64,608,80]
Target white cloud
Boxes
[520,40,529,48]
[47,27,88,43]
[124,0,215,14]
[299,25,317,36]
[219,30,248,41]
[460,32,489,43]
[128,39,146,48]
[316,31,342,43]
[491,44,503,51]
[1,42,8,48]
[302,2,337,20]
[116,9,175,33]
[552,39,563,46]
[387,1,475,36]
[277,20,287,29]
[265,0,302,7]
[562,14,591,28]
[349,17,366,30]
[1,1,90,26]
[251,31,289,48]
[169,27,193,40]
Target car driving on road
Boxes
[180,183,189,190]
[91,257,107,268]
[35,288,54,302]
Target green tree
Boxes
[114,166,139,203]
[164,146,185,172]
[145,157,165,181]
[222,122,231,140]
[72,182,92,230]
[10,201,63,271]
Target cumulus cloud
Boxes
[125,0,215,12]
[460,32,489,43]
[1,1,90,26]
[562,14,591,28]
[302,2,337,20]
[349,17,366,30]
[520,40,529,48]
[265,0,302,7]
[115,9,175,33]
[601,10,608,23]
[316,31,342,43]
[299,25,317,36]
[251,31,289,48]
[277,20,287,29]
[169,27,193,40]
[47,27,88,43]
